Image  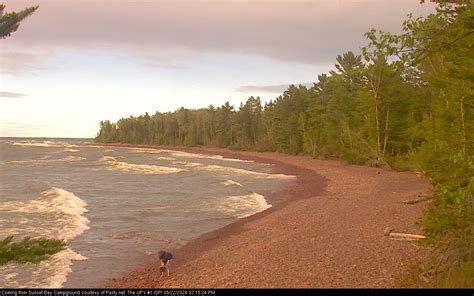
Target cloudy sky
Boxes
[0,0,435,138]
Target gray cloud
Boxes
[237,83,314,93]
[0,91,28,98]
[3,0,435,71]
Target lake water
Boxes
[0,139,295,288]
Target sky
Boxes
[0,0,435,138]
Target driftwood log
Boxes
[384,228,426,241]
[402,195,432,204]
[389,232,426,241]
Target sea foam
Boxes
[99,155,184,175]
[0,188,89,288]
[213,192,272,218]
[3,156,85,166]
[154,156,176,161]
[192,163,294,179]
[168,150,254,163]
[0,187,90,240]
[221,180,243,187]
[63,148,80,153]
[130,147,254,163]
[11,141,78,148]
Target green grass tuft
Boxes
[0,235,67,265]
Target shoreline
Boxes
[92,143,432,288]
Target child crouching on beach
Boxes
[159,259,171,277]
[158,250,173,277]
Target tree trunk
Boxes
[383,105,390,156]
[460,94,467,159]
[370,78,382,160]
[368,63,386,162]
[230,123,233,146]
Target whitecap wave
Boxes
[99,155,184,175]
[111,161,184,175]
[0,187,89,288]
[99,155,118,162]
[194,163,294,179]
[3,156,85,165]
[127,147,160,153]
[0,187,90,240]
[0,248,88,288]
[63,156,86,161]
[154,156,176,161]
[35,248,88,288]
[11,141,78,148]
[169,150,254,163]
[172,160,201,167]
[63,148,79,153]
[171,160,292,179]
[220,180,243,187]
[130,148,254,163]
[212,192,271,218]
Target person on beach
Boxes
[158,250,173,277]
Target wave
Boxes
[220,180,243,187]
[63,148,80,153]
[170,160,292,179]
[0,187,89,288]
[121,147,167,154]
[194,163,294,179]
[0,187,90,240]
[63,156,85,161]
[172,160,201,167]
[129,148,254,163]
[3,156,86,165]
[154,156,176,161]
[213,192,271,219]
[0,248,88,288]
[10,141,78,148]
[35,248,87,288]
[99,155,184,175]
[220,157,255,163]
[168,150,254,163]
[112,161,184,175]
[99,155,118,162]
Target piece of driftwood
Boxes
[383,227,393,236]
[402,195,432,204]
[389,232,426,241]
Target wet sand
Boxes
[97,144,432,288]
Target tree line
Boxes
[96,1,473,286]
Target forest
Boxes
[95,1,473,287]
